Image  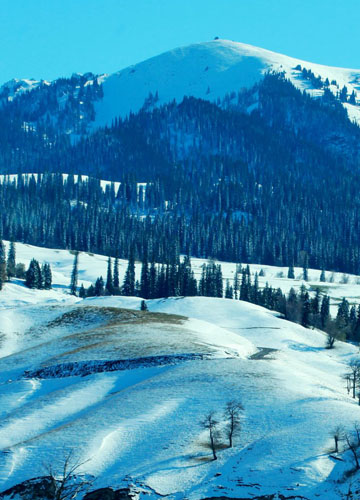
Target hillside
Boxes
[1,242,360,498]
[2,40,360,131]
[94,39,360,127]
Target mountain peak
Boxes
[93,39,360,127]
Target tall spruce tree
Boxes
[106,257,113,295]
[42,263,52,289]
[0,240,6,290]
[25,259,42,289]
[122,251,135,296]
[94,276,105,296]
[140,254,150,299]
[320,295,330,329]
[113,257,120,290]
[287,265,295,279]
[6,241,16,279]
[70,252,79,296]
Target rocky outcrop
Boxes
[0,477,56,499]
[83,488,134,500]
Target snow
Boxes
[0,174,149,198]
[94,39,360,127]
[0,79,47,101]
[2,241,360,498]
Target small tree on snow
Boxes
[224,400,244,448]
[346,359,360,399]
[202,413,219,460]
[331,426,344,453]
[44,450,93,500]
[345,431,360,471]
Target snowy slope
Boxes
[0,78,48,101]
[0,291,360,499]
[94,39,360,127]
[2,243,360,497]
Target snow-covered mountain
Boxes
[94,39,360,127]
[2,39,360,132]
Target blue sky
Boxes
[1,0,359,84]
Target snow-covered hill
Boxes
[2,40,360,132]
[2,242,360,498]
[0,296,359,499]
[94,39,360,127]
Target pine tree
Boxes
[225,279,233,299]
[70,252,79,296]
[86,284,95,297]
[149,260,157,298]
[140,300,148,311]
[302,256,309,281]
[0,240,6,290]
[140,256,150,299]
[287,265,295,279]
[6,241,16,279]
[122,251,135,296]
[42,263,52,289]
[320,269,326,282]
[233,269,240,300]
[336,297,350,329]
[301,292,311,327]
[94,276,105,296]
[79,283,86,298]
[106,257,113,295]
[113,257,120,290]
[320,295,330,329]
[25,259,42,289]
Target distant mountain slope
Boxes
[1,39,360,134]
[94,39,360,127]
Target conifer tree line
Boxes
[0,239,52,291]
[1,74,360,274]
[80,254,349,341]
[83,254,198,299]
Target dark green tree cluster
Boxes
[333,298,360,342]
[25,259,52,289]
[85,254,198,299]
[0,240,20,290]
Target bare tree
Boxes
[346,359,360,399]
[344,374,352,395]
[331,426,344,453]
[44,450,93,500]
[325,321,341,349]
[354,422,360,446]
[202,413,219,460]
[345,432,360,470]
[224,400,244,448]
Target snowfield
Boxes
[1,242,360,498]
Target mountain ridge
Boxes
[2,39,360,130]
